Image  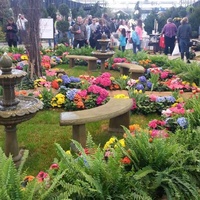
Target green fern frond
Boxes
[133,166,155,180]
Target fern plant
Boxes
[119,127,200,199]
[0,149,39,200]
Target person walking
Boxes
[89,18,98,48]
[177,17,192,63]
[67,16,75,47]
[16,14,28,44]
[5,17,18,48]
[119,28,126,52]
[131,25,141,54]
[135,19,143,50]
[161,18,177,55]
[71,16,87,48]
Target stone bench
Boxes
[60,98,133,147]
[115,63,145,79]
[64,55,98,71]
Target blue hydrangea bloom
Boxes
[156,96,166,103]
[135,83,144,91]
[139,76,147,83]
[165,96,176,103]
[177,117,188,129]
[66,89,79,100]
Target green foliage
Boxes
[90,2,103,18]
[58,3,69,19]
[121,128,200,199]
[39,88,54,109]
[174,61,200,86]
[0,149,38,200]
[184,95,200,127]
[46,4,57,20]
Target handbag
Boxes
[159,35,165,49]
[172,42,180,56]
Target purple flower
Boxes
[69,76,81,83]
[135,83,144,91]
[177,117,188,129]
[62,75,71,84]
[146,81,152,89]
[139,76,147,83]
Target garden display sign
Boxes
[39,18,54,39]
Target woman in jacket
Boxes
[177,17,192,63]
[5,17,18,48]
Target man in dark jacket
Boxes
[71,16,87,48]
[177,17,192,63]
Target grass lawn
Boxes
[0,64,160,175]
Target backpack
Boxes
[132,31,140,45]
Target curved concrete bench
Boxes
[64,55,98,71]
[115,63,145,79]
[60,98,133,147]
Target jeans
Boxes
[179,38,190,59]
[132,43,141,54]
[164,36,176,55]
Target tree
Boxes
[58,3,69,20]
[0,0,11,24]
[77,6,86,18]
[23,0,42,78]
[90,2,102,18]
[47,4,57,21]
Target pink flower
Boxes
[78,90,88,98]
[49,163,59,170]
[127,79,137,87]
[45,69,57,76]
[162,109,172,117]
[150,129,169,138]
[36,171,49,182]
[148,120,159,129]
[149,94,158,102]
[160,71,169,79]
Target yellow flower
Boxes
[110,76,115,81]
[138,90,143,93]
[21,54,28,60]
[176,97,184,103]
[114,94,129,99]
[192,82,197,87]
[121,75,128,80]
[118,139,125,147]
[66,150,71,155]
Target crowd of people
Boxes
[54,13,147,55]
[4,12,192,62]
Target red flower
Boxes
[121,156,131,165]
[51,80,59,89]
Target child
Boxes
[119,28,126,52]
[131,26,140,54]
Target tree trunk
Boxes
[24,0,42,78]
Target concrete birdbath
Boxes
[0,53,43,165]
[92,32,115,73]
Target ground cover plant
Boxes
[0,46,200,199]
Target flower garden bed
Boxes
[1,47,200,199]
